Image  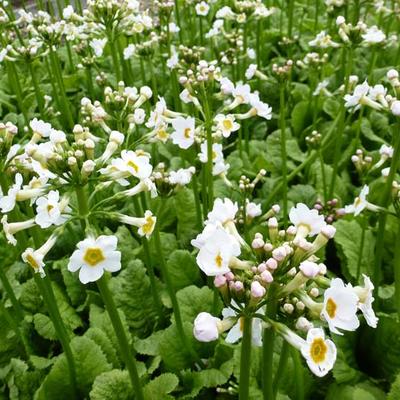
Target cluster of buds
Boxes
[193,198,378,377]
[305,130,322,149]
[272,60,293,78]
[313,198,343,223]
[296,52,329,69]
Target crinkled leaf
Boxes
[89,370,132,400]
[166,250,202,290]
[143,373,179,400]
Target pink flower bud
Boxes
[299,261,320,278]
[214,275,227,288]
[261,270,273,283]
[266,258,278,270]
[258,263,267,273]
[234,281,244,291]
[321,225,336,239]
[225,272,235,281]
[272,247,286,261]
[251,281,266,298]
[193,312,220,342]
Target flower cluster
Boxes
[193,198,378,377]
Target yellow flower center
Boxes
[212,151,218,160]
[215,253,223,267]
[184,127,192,139]
[26,254,39,270]
[326,298,337,319]
[142,216,155,235]
[83,247,105,267]
[127,160,139,173]
[222,119,233,131]
[239,317,244,332]
[354,197,362,207]
[47,204,54,213]
[157,129,168,139]
[310,338,328,364]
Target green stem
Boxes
[279,83,288,226]
[356,217,366,281]
[7,62,28,124]
[191,174,203,229]
[97,275,144,400]
[290,347,305,400]
[75,185,89,231]
[287,0,295,38]
[108,34,122,83]
[28,61,45,117]
[239,315,252,400]
[34,275,77,397]
[373,125,400,285]
[394,219,400,320]
[319,148,327,202]
[263,283,278,400]
[272,340,290,398]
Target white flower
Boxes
[123,44,136,60]
[222,305,263,346]
[166,52,179,69]
[35,191,71,228]
[68,235,121,284]
[362,26,386,44]
[198,142,224,164]
[169,167,195,186]
[250,97,273,120]
[115,150,153,181]
[206,198,238,225]
[195,1,210,16]
[352,274,378,328]
[231,83,252,106]
[344,81,383,111]
[245,64,257,80]
[21,234,58,278]
[219,77,235,95]
[309,31,339,48]
[90,38,107,57]
[313,80,330,96]
[214,114,240,137]
[216,6,235,19]
[1,215,36,246]
[246,202,262,218]
[344,185,379,216]
[171,116,196,149]
[193,312,221,342]
[196,226,240,276]
[30,118,52,140]
[300,328,337,377]
[0,173,23,213]
[289,203,327,238]
[321,278,360,335]
[168,22,180,33]
[118,210,156,238]
[63,5,74,19]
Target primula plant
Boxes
[0,0,400,399]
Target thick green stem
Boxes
[279,83,288,226]
[75,185,89,231]
[28,61,45,117]
[263,283,278,400]
[272,340,290,398]
[108,34,122,83]
[356,217,366,281]
[394,220,400,320]
[239,315,252,400]
[34,275,77,397]
[290,347,305,400]
[97,275,144,400]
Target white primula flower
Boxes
[29,118,52,141]
[362,26,386,44]
[344,185,379,216]
[313,80,330,96]
[168,22,180,33]
[35,190,71,228]
[118,210,156,238]
[352,274,378,328]
[21,234,58,278]
[68,235,121,284]
[90,38,107,57]
[199,142,224,164]
[300,328,337,377]
[171,116,196,149]
[206,197,238,225]
[321,278,360,335]
[1,216,36,246]
[289,203,327,238]
[246,201,262,218]
[166,52,179,69]
[123,44,136,60]
[214,114,240,137]
[196,226,241,276]
[195,1,210,16]
[309,31,340,48]
[169,167,195,186]
[245,64,257,80]
[193,312,221,342]
[344,81,383,111]
[0,173,23,213]
[116,150,153,180]
[222,305,263,346]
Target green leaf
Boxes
[333,219,375,281]
[35,336,112,400]
[109,260,158,337]
[89,370,132,400]
[166,250,202,290]
[326,382,386,400]
[33,313,57,340]
[323,98,340,119]
[388,373,400,400]
[143,373,179,400]
[174,187,198,247]
[150,232,178,262]
[287,184,317,206]
[291,100,311,135]
[176,285,222,324]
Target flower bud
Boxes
[260,270,273,283]
[299,261,320,278]
[251,281,266,298]
[193,312,221,342]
